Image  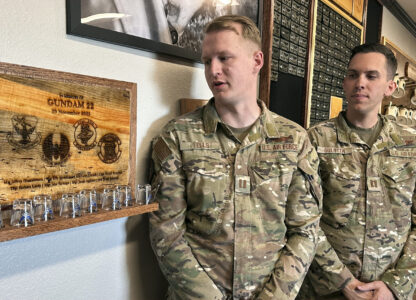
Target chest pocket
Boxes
[381,159,416,186]
[181,142,227,235]
[380,149,416,232]
[250,149,297,202]
[318,147,361,228]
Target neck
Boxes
[345,110,379,128]
[215,98,261,128]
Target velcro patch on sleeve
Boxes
[154,137,172,163]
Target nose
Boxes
[207,59,221,78]
[354,74,366,90]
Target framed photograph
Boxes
[66,0,263,62]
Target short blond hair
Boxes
[204,15,261,50]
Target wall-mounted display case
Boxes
[306,0,364,127]
[259,0,366,127]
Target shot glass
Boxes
[60,193,82,218]
[79,189,98,213]
[116,185,132,207]
[101,186,120,210]
[10,199,34,227]
[52,197,61,214]
[136,184,153,205]
[33,194,54,222]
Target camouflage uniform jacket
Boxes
[149,99,322,300]
[305,113,416,300]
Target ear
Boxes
[384,79,397,97]
[253,50,264,74]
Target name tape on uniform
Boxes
[317,147,353,154]
[260,143,298,152]
[389,148,416,158]
[180,142,220,150]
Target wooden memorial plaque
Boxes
[0,62,137,205]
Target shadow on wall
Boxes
[125,52,202,299]
[125,214,168,300]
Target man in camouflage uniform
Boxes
[298,44,416,300]
[149,15,322,299]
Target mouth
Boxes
[351,94,368,100]
[213,81,227,89]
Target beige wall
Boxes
[381,8,416,61]
[0,0,212,299]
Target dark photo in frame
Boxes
[66,0,262,62]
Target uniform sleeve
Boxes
[380,186,416,300]
[305,227,355,295]
[256,133,322,300]
[148,133,224,300]
[301,128,355,296]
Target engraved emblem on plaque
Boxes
[42,133,71,165]
[7,114,41,150]
[73,118,97,151]
[98,133,122,164]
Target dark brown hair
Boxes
[349,43,397,79]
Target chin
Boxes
[348,102,366,110]
[214,94,230,102]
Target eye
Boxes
[219,56,229,62]
[346,72,357,79]
[367,74,377,80]
[203,59,211,66]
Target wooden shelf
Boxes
[0,203,158,242]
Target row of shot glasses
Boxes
[0,184,153,228]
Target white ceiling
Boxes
[396,0,416,23]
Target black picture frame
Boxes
[66,0,263,62]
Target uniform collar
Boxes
[202,98,220,134]
[335,111,406,149]
[202,98,281,139]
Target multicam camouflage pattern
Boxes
[299,113,416,300]
[149,99,322,300]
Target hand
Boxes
[356,281,394,300]
[342,279,373,300]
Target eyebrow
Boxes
[346,69,380,75]
[201,51,232,61]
